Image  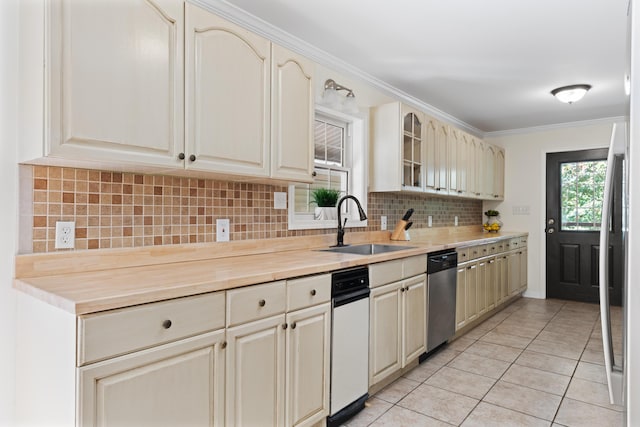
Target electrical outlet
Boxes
[428,216,433,228]
[55,221,75,249]
[454,216,459,227]
[216,219,230,242]
[380,216,387,230]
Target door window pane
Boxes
[560,160,607,231]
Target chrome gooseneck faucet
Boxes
[334,195,368,247]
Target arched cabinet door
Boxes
[185,3,271,177]
[49,0,184,167]
[271,44,315,183]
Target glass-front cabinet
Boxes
[402,108,424,189]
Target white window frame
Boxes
[288,105,368,230]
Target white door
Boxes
[49,0,184,167]
[402,275,427,365]
[369,282,402,385]
[271,44,314,182]
[226,315,286,427]
[286,303,330,427]
[78,330,225,427]
[185,3,270,177]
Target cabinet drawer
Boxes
[287,273,331,311]
[403,255,427,278]
[457,247,470,263]
[510,238,521,250]
[487,242,499,255]
[478,244,490,258]
[520,236,528,246]
[227,281,286,327]
[78,291,225,366]
[469,245,484,260]
[369,259,403,288]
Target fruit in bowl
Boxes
[483,222,501,232]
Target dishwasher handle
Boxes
[333,287,370,308]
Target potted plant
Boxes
[483,209,502,232]
[311,188,340,220]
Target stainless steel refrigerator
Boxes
[599,121,629,406]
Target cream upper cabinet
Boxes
[370,102,425,192]
[185,4,271,177]
[483,144,496,199]
[474,141,486,198]
[425,117,448,194]
[494,148,505,200]
[271,44,315,182]
[78,330,225,427]
[448,128,460,195]
[466,136,478,197]
[45,0,184,167]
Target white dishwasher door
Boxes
[330,296,369,415]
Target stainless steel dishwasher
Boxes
[425,250,458,353]
[327,266,370,427]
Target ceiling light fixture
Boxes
[323,79,358,113]
[550,84,592,104]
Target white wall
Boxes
[485,121,617,299]
[0,0,19,425]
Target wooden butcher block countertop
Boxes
[14,226,527,315]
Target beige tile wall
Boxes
[28,166,482,253]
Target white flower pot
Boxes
[314,207,337,221]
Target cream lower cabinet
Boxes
[285,303,331,427]
[79,330,226,427]
[369,274,427,386]
[456,266,467,330]
[226,314,287,427]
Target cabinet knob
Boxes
[221,341,227,349]
[258,299,266,307]
[291,322,297,329]
[310,289,317,296]
[476,192,481,196]
[494,195,499,198]
[401,287,406,292]
[282,323,288,330]
[162,319,172,329]
[189,154,196,162]
[458,190,463,193]
[178,153,185,160]
[467,266,472,270]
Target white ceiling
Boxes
[219,0,630,134]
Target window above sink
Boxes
[288,105,368,230]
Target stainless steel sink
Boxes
[318,244,416,255]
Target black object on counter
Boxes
[402,208,414,221]
[404,221,413,230]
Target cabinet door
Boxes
[483,144,496,199]
[286,304,330,427]
[519,249,528,292]
[369,281,402,385]
[456,132,469,196]
[402,275,427,365]
[508,252,520,296]
[49,0,184,167]
[448,128,459,195]
[271,44,314,182]
[494,148,505,199]
[467,137,478,196]
[466,263,478,322]
[497,255,509,303]
[401,106,425,189]
[486,258,497,310]
[476,260,488,316]
[474,141,485,198]
[226,315,286,427]
[185,4,270,177]
[424,118,437,192]
[435,122,449,193]
[455,266,466,330]
[78,330,225,427]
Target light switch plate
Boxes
[428,216,433,227]
[454,216,459,226]
[380,216,387,230]
[216,219,230,242]
[274,192,287,209]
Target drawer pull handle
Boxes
[291,322,297,329]
[282,323,288,330]
[310,289,317,296]
[258,299,266,307]
[162,320,172,329]
[221,341,227,349]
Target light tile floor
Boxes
[345,298,624,427]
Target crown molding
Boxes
[190,0,484,138]
[484,115,629,138]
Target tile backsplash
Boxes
[24,166,482,253]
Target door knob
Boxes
[547,228,555,234]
